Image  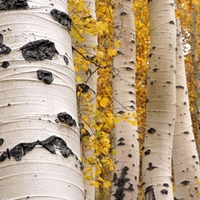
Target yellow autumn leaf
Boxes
[97,177,104,182]
[74,65,80,72]
[108,48,117,57]
[76,76,82,82]
[100,97,109,108]
[112,149,117,155]
[114,117,120,123]
[115,40,121,48]
[82,65,88,72]
[90,181,100,187]
[102,180,111,188]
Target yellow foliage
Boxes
[76,76,82,82]
[100,97,109,108]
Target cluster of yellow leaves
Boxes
[69,0,116,191]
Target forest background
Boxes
[69,0,200,199]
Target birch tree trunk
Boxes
[190,2,200,161]
[76,1,97,199]
[0,1,84,199]
[142,0,176,199]
[70,0,98,199]
[173,19,200,199]
[111,0,139,199]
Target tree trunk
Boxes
[142,0,176,199]
[111,0,139,199]
[190,2,200,161]
[173,19,200,199]
[0,1,84,199]
[69,0,98,199]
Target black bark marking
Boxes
[181,180,190,185]
[118,137,124,141]
[1,61,10,68]
[176,85,184,89]
[192,155,196,159]
[183,131,189,134]
[37,69,54,84]
[148,127,156,134]
[0,44,11,55]
[0,138,4,146]
[120,11,127,16]
[149,53,152,57]
[0,33,3,45]
[112,166,134,200]
[147,162,158,170]
[38,136,71,158]
[145,185,156,199]
[169,20,175,24]
[144,149,151,155]
[124,67,134,71]
[63,55,69,65]
[10,141,37,161]
[161,189,168,195]
[50,9,72,31]
[57,112,76,127]
[0,136,83,169]
[0,0,28,10]
[118,142,125,146]
[163,183,169,187]
[153,68,159,72]
[117,111,125,115]
[76,83,90,93]
[128,154,132,158]
[20,39,58,61]
[0,151,7,161]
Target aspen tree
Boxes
[173,19,200,199]
[142,0,176,199]
[0,1,84,199]
[71,0,98,199]
[190,2,200,160]
[111,0,139,199]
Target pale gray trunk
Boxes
[111,0,139,199]
[70,0,98,199]
[0,1,84,199]
[173,19,200,199]
[142,0,176,199]
[190,2,200,161]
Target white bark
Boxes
[190,3,200,161]
[111,0,139,199]
[70,0,97,199]
[0,1,84,199]
[173,19,200,199]
[142,0,176,199]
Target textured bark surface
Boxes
[173,19,200,199]
[0,0,84,199]
[142,0,176,199]
[190,3,200,162]
[111,0,139,199]
[71,0,98,199]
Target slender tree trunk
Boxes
[0,1,84,199]
[69,0,98,199]
[173,19,200,199]
[190,2,200,161]
[142,0,176,199]
[74,0,98,199]
[111,0,139,199]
